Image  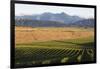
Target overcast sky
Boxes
[15,4,94,18]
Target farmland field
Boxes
[15,27,95,67]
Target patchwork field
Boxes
[15,27,95,67]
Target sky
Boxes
[15,4,94,18]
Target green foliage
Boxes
[15,37,94,67]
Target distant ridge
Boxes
[15,12,94,28]
[15,12,83,24]
[15,19,68,27]
[68,18,94,27]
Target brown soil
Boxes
[15,27,94,44]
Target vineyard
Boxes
[15,36,95,67]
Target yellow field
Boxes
[15,27,94,44]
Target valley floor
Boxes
[15,27,95,68]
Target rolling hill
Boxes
[15,19,68,27]
[15,12,83,24]
[68,18,95,27]
[15,12,94,28]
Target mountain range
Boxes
[15,12,94,27]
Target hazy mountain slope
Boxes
[15,12,94,28]
[15,19,68,27]
[15,12,83,24]
[68,18,94,27]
